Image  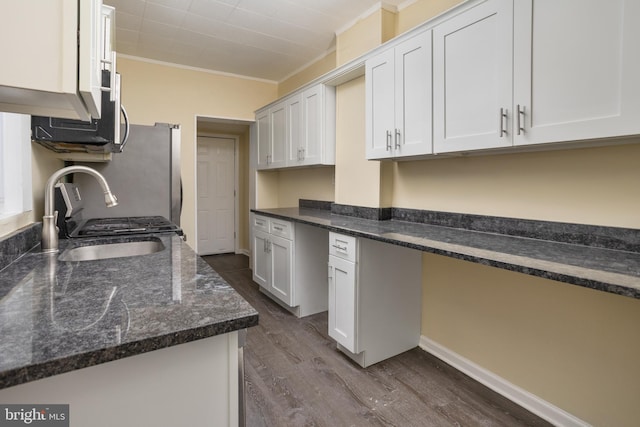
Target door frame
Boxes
[195,133,240,255]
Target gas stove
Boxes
[71,216,182,238]
[55,183,182,239]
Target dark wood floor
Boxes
[203,254,552,427]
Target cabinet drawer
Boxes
[329,232,357,262]
[270,218,293,240]
[253,215,269,232]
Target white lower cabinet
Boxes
[252,215,328,317]
[327,232,422,367]
[0,333,241,427]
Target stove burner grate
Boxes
[75,216,181,237]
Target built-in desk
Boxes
[252,204,640,300]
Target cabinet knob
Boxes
[386,130,392,150]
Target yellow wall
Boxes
[278,51,336,98]
[117,57,276,250]
[393,142,640,227]
[337,9,394,66]
[397,0,463,33]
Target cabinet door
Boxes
[301,85,322,165]
[433,0,513,153]
[394,31,433,157]
[78,0,103,119]
[328,255,357,353]
[252,230,270,288]
[256,110,270,169]
[269,102,287,168]
[365,48,395,160]
[286,94,303,165]
[269,235,294,306]
[0,0,90,121]
[513,0,640,146]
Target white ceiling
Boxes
[103,0,405,82]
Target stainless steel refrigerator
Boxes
[73,123,181,225]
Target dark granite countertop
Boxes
[252,207,640,300]
[0,232,258,389]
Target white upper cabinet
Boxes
[433,0,513,153]
[366,31,432,159]
[513,0,640,146]
[298,85,336,166]
[256,83,336,170]
[286,94,303,165]
[433,0,640,154]
[0,0,106,121]
[269,101,288,169]
[256,109,270,169]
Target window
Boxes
[0,112,32,219]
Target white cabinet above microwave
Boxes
[0,0,110,122]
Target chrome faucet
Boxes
[42,166,118,253]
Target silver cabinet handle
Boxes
[395,128,401,149]
[386,130,392,151]
[517,105,525,135]
[499,108,508,137]
[328,264,333,280]
[301,147,305,159]
[273,226,283,231]
[332,244,347,252]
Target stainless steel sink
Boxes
[58,239,165,262]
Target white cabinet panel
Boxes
[299,85,336,166]
[256,110,270,169]
[286,94,303,165]
[269,102,287,168]
[433,0,513,153]
[327,233,421,368]
[366,48,396,159]
[252,216,328,317]
[79,0,103,118]
[252,229,270,288]
[328,255,357,353]
[513,0,640,145]
[256,84,335,170]
[394,31,433,157]
[366,31,432,160]
[0,0,106,121]
[270,234,293,306]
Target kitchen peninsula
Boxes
[0,224,258,427]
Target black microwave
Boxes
[31,70,129,153]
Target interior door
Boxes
[197,136,235,255]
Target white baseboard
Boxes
[236,248,250,257]
[419,336,590,427]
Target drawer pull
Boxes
[273,226,284,231]
[332,244,348,252]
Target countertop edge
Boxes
[0,314,259,390]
